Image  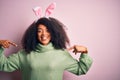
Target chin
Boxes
[41,42,50,45]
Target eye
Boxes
[46,29,49,32]
[38,29,42,33]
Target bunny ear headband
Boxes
[33,2,56,20]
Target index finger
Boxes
[8,41,18,47]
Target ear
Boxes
[33,6,42,18]
[45,2,56,17]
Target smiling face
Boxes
[37,24,51,45]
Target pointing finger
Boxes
[8,41,18,47]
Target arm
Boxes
[65,45,93,75]
[0,40,20,72]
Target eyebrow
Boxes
[38,28,41,29]
[37,27,48,30]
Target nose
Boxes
[42,30,47,35]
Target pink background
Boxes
[0,0,120,80]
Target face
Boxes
[37,24,51,45]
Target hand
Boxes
[0,40,17,48]
[67,45,88,55]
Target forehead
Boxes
[38,24,47,29]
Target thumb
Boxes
[66,46,75,51]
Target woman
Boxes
[0,17,93,80]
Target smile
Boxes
[41,36,49,41]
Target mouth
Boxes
[41,36,49,41]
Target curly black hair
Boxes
[22,17,70,53]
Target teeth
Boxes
[41,36,47,40]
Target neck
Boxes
[35,42,54,53]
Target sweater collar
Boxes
[35,42,55,53]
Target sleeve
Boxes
[64,51,93,75]
[0,47,21,72]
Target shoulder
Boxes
[54,49,72,57]
[14,49,27,57]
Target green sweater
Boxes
[0,43,93,80]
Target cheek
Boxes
[37,33,41,39]
[48,33,51,39]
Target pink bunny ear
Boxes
[33,6,42,18]
[45,2,56,17]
